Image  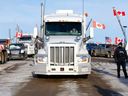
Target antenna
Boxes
[9,29,11,43]
[9,29,11,39]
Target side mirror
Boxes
[89,27,94,39]
[83,27,94,43]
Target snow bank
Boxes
[92,62,128,96]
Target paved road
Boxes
[0,57,121,96]
[15,73,121,96]
[0,59,33,96]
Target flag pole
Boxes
[86,18,92,31]
[113,7,127,47]
[105,37,106,44]
[9,29,11,40]
[16,24,19,43]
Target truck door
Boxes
[100,44,105,55]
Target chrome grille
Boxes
[11,50,20,54]
[50,46,74,66]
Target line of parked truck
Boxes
[0,34,39,64]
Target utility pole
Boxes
[123,26,127,47]
[9,29,11,40]
[113,7,127,47]
[16,24,20,43]
[16,24,20,32]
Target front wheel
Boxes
[4,52,7,63]
[84,75,88,78]
[32,72,38,78]
[106,52,111,58]
[0,52,4,64]
[93,52,97,57]
[91,50,96,57]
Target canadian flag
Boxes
[16,32,22,38]
[0,44,4,50]
[93,21,105,29]
[113,9,126,16]
[115,37,123,44]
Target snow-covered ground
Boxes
[0,59,128,96]
[92,61,128,96]
[0,60,33,96]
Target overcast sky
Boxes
[0,0,127,43]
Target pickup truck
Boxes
[7,43,27,60]
[86,43,97,56]
[91,44,117,58]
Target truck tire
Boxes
[4,51,7,63]
[106,52,111,58]
[92,50,95,57]
[0,52,4,64]
[93,51,97,57]
[84,75,88,78]
[32,72,38,78]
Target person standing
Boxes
[35,36,43,50]
[114,42,128,78]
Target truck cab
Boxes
[18,34,35,56]
[32,10,93,76]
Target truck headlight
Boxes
[77,55,89,63]
[35,55,47,64]
[30,42,33,46]
[7,50,10,54]
[25,45,28,48]
[21,50,25,53]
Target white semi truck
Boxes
[18,34,36,56]
[32,10,93,76]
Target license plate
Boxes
[60,68,64,71]
[11,51,19,54]
[81,68,88,72]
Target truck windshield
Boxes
[98,44,106,48]
[9,44,23,49]
[19,36,32,41]
[45,22,82,36]
[0,39,7,44]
